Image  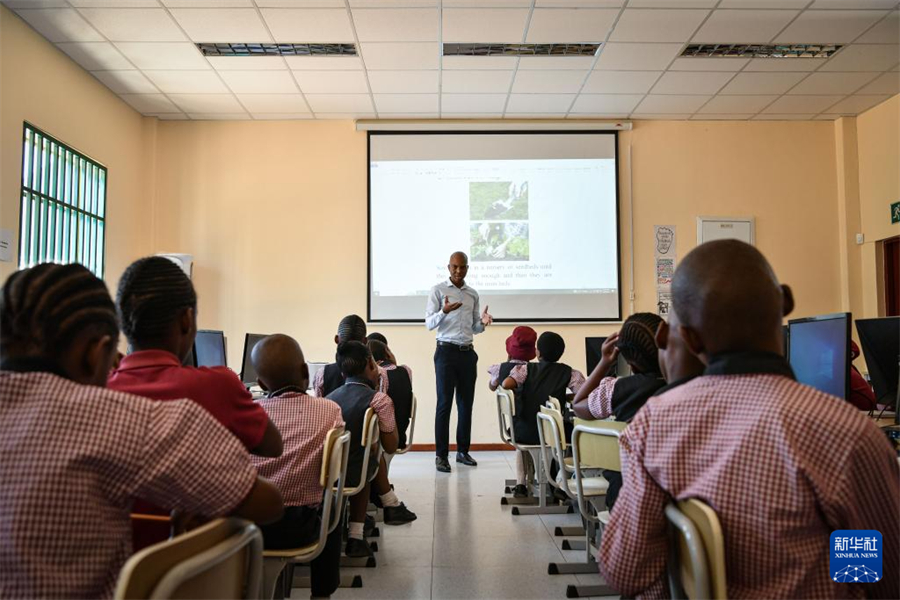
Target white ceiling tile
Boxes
[283,56,363,70]
[809,0,898,8]
[651,71,732,94]
[70,1,160,7]
[525,8,618,43]
[92,69,158,93]
[570,94,643,113]
[209,56,287,70]
[692,10,799,44]
[826,94,893,114]
[761,94,845,113]
[775,10,889,44]
[609,9,709,42]
[120,93,179,113]
[441,71,514,93]
[628,0,715,5]
[79,8,185,42]
[162,1,254,6]
[517,56,595,70]
[442,8,530,43]
[261,9,354,42]
[441,93,509,112]
[251,113,315,119]
[503,113,568,118]
[169,93,245,112]
[442,56,519,70]
[511,70,587,93]
[536,0,625,6]
[633,94,710,113]
[188,113,250,119]
[857,11,899,44]
[304,94,374,112]
[368,70,439,93]
[820,44,899,72]
[506,93,576,112]
[292,70,369,93]
[374,94,439,112]
[361,42,439,69]
[789,72,880,95]
[116,42,209,69]
[858,71,900,94]
[57,42,132,70]
[697,94,778,113]
[670,57,749,71]
[352,8,438,42]
[718,0,809,6]
[350,0,437,5]
[219,70,299,93]
[169,9,272,42]
[583,70,660,93]
[315,112,377,119]
[719,71,806,94]
[4,1,68,7]
[15,8,103,42]
[441,113,504,118]
[257,0,344,6]
[443,0,530,5]
[594,42,683,70]
[743,57,827,71]
[566,113,631,118]
[691,114,753,120]
[632,114,692,119]
[237,93,310,112]
[379,113,440,117]
[149,113,190,120]
[752,113,817,120]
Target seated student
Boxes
[368,339,412,449]
[327,341,400,558]
[849,340,877,411]
[250,334,345,599]
[571,313,665,510]
[0,263,283,599]
[366,331,388,345]
[599,240,900,599]
[487,326,537,392]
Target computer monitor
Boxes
[782,324,790,358]
[585,337,631,378]
[182,345,196,368]
[194,330,227,368]
[855,317,899,409]
[788,313,851,400]
[240,333,268,386]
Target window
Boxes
[19,123,106,277]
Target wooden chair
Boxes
[261,428,351,599]
[340,408,382,569]
[114,518,262,600]
[665,499,727,600]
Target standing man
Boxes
[426,251,493,473]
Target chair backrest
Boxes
[546,396,562,415]
[394,393,418,455]
[666,499,728,600]
[115,518,262,600]
[321,428,351,536]
[572,418,626,471]
[343,408,380,496]
[536,407,566,493]
[495,388,515,445]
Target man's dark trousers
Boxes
[434,343,478,459]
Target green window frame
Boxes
[18,123,107,277]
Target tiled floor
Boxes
[309,451,617,600]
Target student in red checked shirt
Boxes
[599,240,899,600]
[0,263,283,599]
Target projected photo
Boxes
[469,181,529,221]
[470,222,529,262]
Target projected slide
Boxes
[369,132,620,322]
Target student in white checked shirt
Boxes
[250,334,345,599]
[0,263,284,599]
[598,240,900,600]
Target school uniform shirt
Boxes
[586,376,619,419]
[0,368,258,600]
[313,364,388,398]
[252,392,344,508]
[505,363,586,393]
[381,363,413,389]
[598,351,900,600]
[487,359,528,389]
[108,349,268,450]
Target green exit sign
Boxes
[893,201,900,224]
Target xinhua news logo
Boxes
[830,530,882,583]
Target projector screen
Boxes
[368,131,621,322]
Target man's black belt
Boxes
[437,341,473,351]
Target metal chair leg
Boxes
[562,539,587,551]
[566,583,619,597]
[555,526,585,537]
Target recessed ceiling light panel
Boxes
[197,43,358,57]
[681,43,843,59]
[443,43,601,57]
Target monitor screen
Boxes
[240,333,267,386]
[195,330,226,368]
[788,313,850,400]
[855,317,899,407]
[585,336,630,378]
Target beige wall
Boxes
[0,6,154,292]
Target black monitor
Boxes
[788,313,851,400]
[585,337,631,378]
[782,324,790,358]
[855,317,899,409]
[240,333,268,386]
[195,330,227,368]
[182,345,196,368]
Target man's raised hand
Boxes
[443,296,463,314]
[481,305,493,326]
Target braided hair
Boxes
[367,339,391,364]
[617,312,663,374]
[337,314,367,343]
[1,263,118,359]
[116,256,197,347]
[367,332,388,345]
[336,340,371,378]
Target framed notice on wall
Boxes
[697,217,755,246]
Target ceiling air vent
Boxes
[197,43,357,57]
[443,43,601,57]
[680,43,843,59]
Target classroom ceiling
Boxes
[4,0,899,121]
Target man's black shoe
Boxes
[513,484,528,498]
[436,456,452,473]
[345,537,374,558]
[383,503,417,525]
[456,452,478,466]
